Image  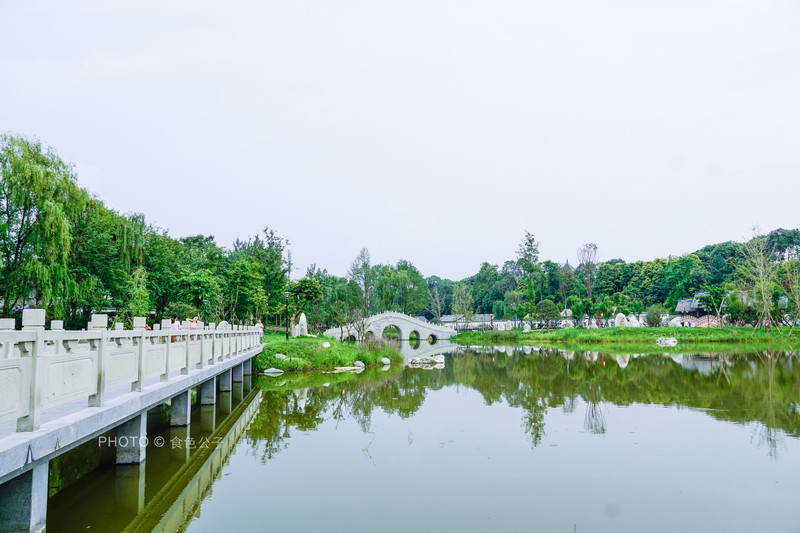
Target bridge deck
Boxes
[0,344,262,485]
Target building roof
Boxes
[675,291,708,313]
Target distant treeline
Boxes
[2,134,799,331]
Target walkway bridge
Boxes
[323,311,456,344]
[0,309,264,533]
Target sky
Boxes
[2,0,799,281]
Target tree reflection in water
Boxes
[247,347,800,460]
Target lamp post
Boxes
[284,291,290,340]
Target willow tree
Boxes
[0,135,88,317]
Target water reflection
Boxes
[46,384,262,533]
[256,346,800,459]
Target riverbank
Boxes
[254,332,403,372]
[453,327,800,353]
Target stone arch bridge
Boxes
[323,311,455,344]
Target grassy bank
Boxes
[255,331,403,372]
[454,326,800,352]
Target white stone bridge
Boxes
[0,309,264,533]
[323,311,456,343]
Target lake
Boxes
[47,343,800,532]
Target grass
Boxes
[453,326,800,353]
[254,331,403,372]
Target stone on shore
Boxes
[656,337,678,347]
[263,368,285,376]
[381,357,391,365]
[408,354,445,365]
[275,353,287,360]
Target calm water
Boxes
[48,344,800,532]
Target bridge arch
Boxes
[323,311,456,343]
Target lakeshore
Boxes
[453,326,800,354]
[254,331,403,372]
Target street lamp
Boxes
[283,291,290,340]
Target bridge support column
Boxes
[243,358,252,376]
[200,379,216,406]
[116,412,147,464]
[232,363,243,383]
[0,462,48,533]
[200,378,216,432]
[233,381,243,403]
[219,369,232,392]
[115,463,146,512]
[170,390,191,427]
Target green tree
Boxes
[739,230,781,330]
[645,304,668,327]
[517,232,541,324]
[492,300,505,320]
[535,299,560,329]
[452,283,475,330]
[577,243,598,300]
[394,260,428,315]
[288,277,324,328]
[0,134,88,317]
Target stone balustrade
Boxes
[0,309,262,433]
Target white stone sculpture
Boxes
[614,313,628,327]
[292,313,309,337]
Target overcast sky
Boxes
[2,0,799,280]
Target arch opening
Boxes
[409,330,421,349]
[381,325,401,341]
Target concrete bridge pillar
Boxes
[116,412,147,464]
[232,363,243,383]
[200,378,216,406]
[219,369,232,392]
[199,378,216,432]
[0,462,48,533]
[218,369,233,415]
[170,390,191,427]
[243,358,252,376]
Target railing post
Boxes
[50,320,63,354]
[88,314,108,407]
[198,328,206,370]
[0,318,15,358]
[161,319,171,382]
[17,309,45,432]
[132,317,147,392]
